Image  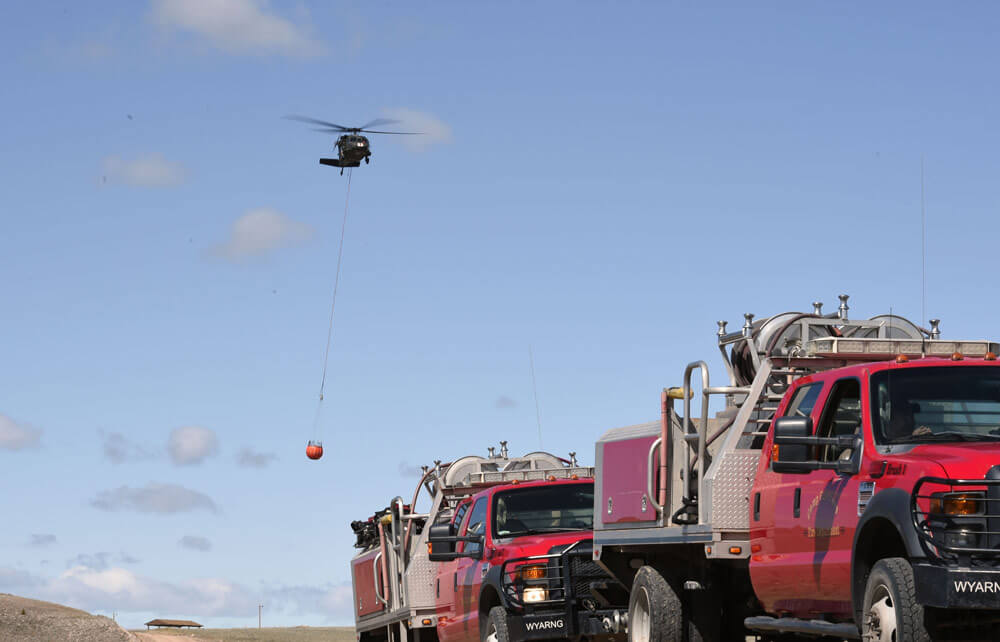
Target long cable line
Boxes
[311,167,353,441]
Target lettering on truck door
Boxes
[456,497,488,642]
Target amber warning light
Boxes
[929,493,982,516]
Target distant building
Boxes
[144,619,203,629]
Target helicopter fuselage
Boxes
[335,134,370,165]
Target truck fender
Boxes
[850,487,925,623]
[480,565,506,612]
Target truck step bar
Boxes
[744,616,860,639]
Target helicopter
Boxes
[286,115,421,174]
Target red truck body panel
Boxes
[352,549,386,618]
[601,436,658,524]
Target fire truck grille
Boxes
[500,545,619,610]
[911,474,1000,563]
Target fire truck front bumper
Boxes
[914,563,1000,609]
[506,608,626,641]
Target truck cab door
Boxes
[438,501,472,642]
[788,377,864,618]
[456,497,488,642]
[750,380,825,613]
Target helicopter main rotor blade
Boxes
[359,118,400,130]
[359,129,423,135]
[284,115,350,131]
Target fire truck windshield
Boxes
[871,366,1000,444]
[492,483,594,538]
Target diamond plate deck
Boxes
[404,555,437,608]
[708,450,760,530]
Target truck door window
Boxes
[782,382,824,418]
[462,498,487,555]
[815,378,861,462]
[452,502,469,528]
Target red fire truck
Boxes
[592,296,1000,640]
[351,445,627,642]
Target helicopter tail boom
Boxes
[320,158,361,168]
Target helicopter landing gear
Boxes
[365,157,370,165]
[340,168,344,176]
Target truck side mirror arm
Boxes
[772,417,862,475]
[428,533,485,562]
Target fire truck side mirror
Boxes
[772,416,816,474]
[428,523,457,561]
[428,524,484,562]
[772,417,862,475]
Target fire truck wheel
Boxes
[484,606,511,642]
[628,566,682,642]
[862,558,930,642]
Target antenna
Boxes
[921,155,926,327]
[529,346,543,448]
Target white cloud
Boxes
[151,0,325,57]
[0,413,42,451]
[29,534,57,548]
[0,567,42,590]
[101,431,154,464]
[167,425,218,466]
[90,482,219,514]
[381,108,453,151]
[236,447,278,468]
[102,153,187,187]
[0,565,354,622]
[398,461,424,477]
[178,535,212,552]
[66,552,139,571]
[495,395,517,409]
[210,208,314,262]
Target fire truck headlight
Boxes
[522,587,548,603]
[945,529,981,549]
[929,492,984,516]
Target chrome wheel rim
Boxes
[630,586,651,642]
[865,583,897,642]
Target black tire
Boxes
[629,566,682,642]
[483,606,511,642]
[862,557,930,642]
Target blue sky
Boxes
[3,0,1000,630]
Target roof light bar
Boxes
[806,338,999,359]
[462,466,594,487]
